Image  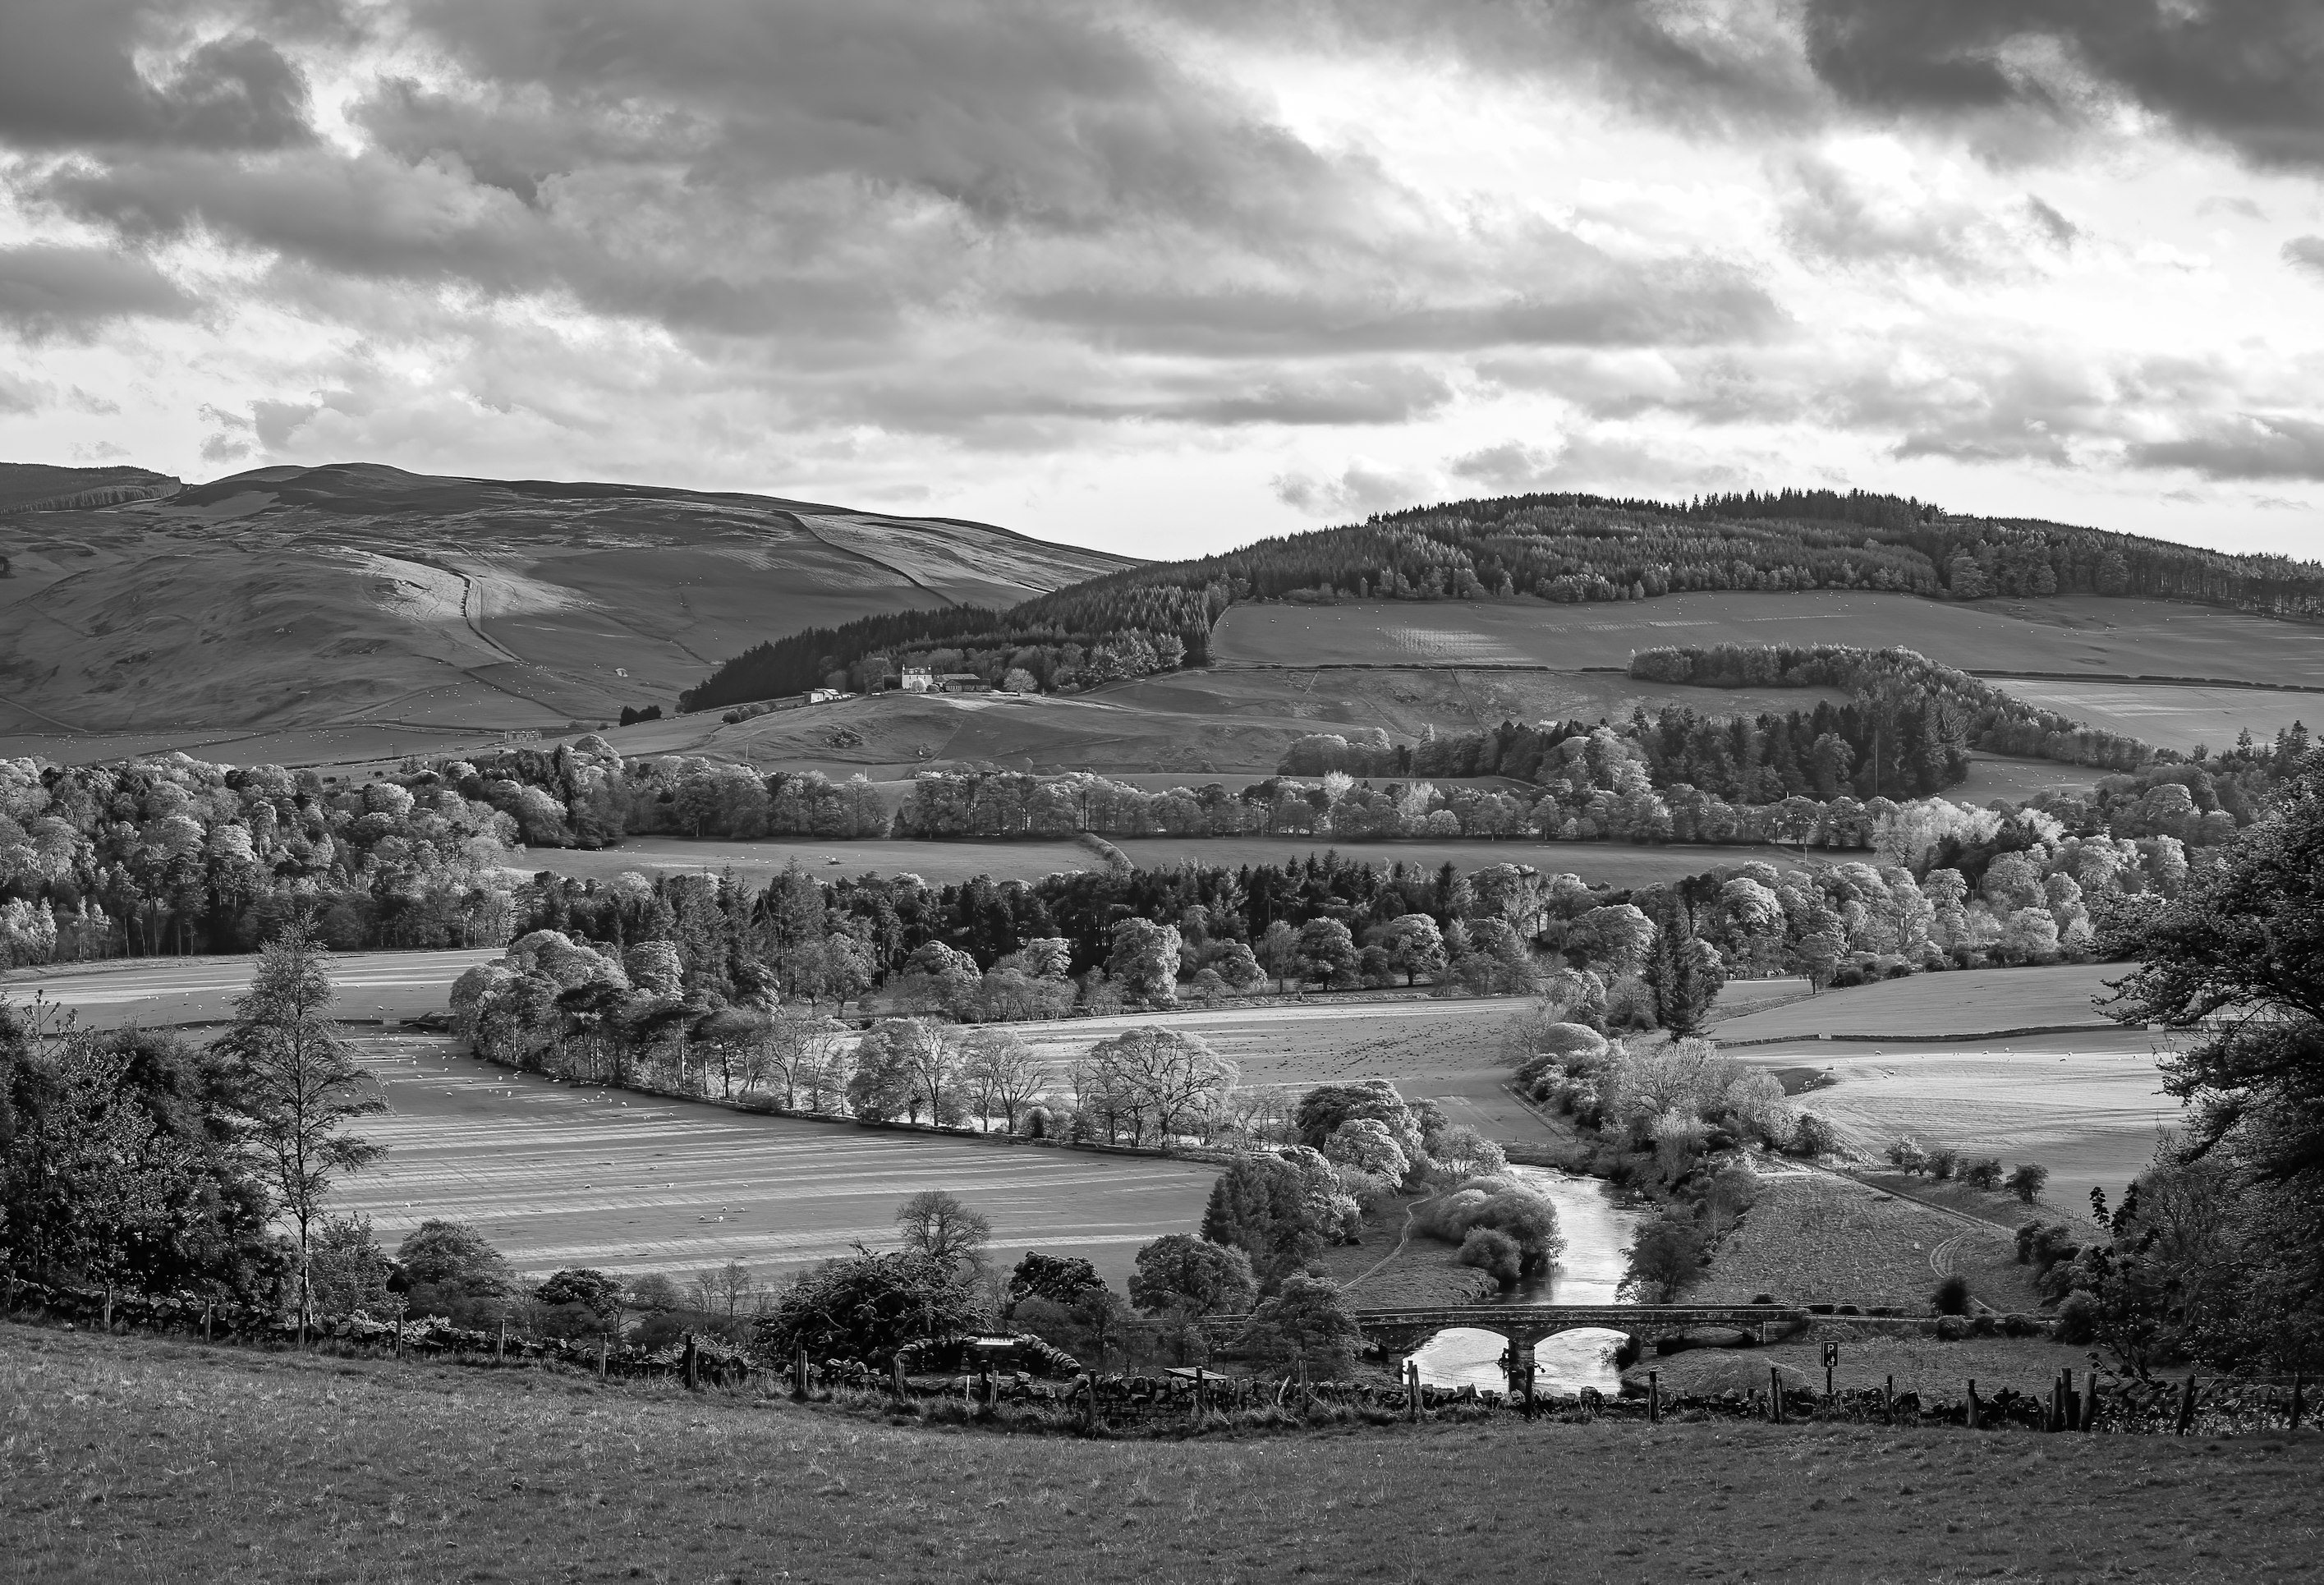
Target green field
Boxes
[1,949,498,1030]
[337,1033,1217,1285]
[8,1326,2319,1585]
[1986,677,2321,754]
[1711,962,2121,1041]
[1214,592,2324,688]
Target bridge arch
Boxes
[1199,1302,1804,1362]
[1344,1303,1806,1360]
[1404,1322,1637,1393]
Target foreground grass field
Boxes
[7,1326,2319,1585]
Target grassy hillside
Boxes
[0,462,179,513]
[7,1325,2318,1584]
[0,462,1130,743]
[1215,591,2324,688]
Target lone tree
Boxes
[218,924,384,1340]
[893,1189,992,1273]
[1128,1234,1256,1317]
[1617,1210,1706,1302]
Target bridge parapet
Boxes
[1200,1303,1807,1358]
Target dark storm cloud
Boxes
[1801,0,2324,172]
[0,0,315,149]
[386,0,1353,237]
[0,246,193,338]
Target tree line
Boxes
[673,484,2324,716]
[1628,644,2155,773]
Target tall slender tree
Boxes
[219,925,385,1340]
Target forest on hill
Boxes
[678,488,2324,711]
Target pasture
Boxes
[1734,1032,2178,1212]
[336,1033,1217,1284]
[1692,1166,2042,1312]
[1008,997,1547,1144]
[1213,591,2324,688]
[0,949,499,1030]
[1709,962,2122,1041]
[11,1326,2322,1585]
[1985,676,2322,755]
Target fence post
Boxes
[1967,1379,1980,1431]
[792,1345,809,1402]
[2290,1374,2304,1434]
[1404,1359,1419,1424]
[1770,1367,1784,1425]
[598,1331,608,1380]
[2063,1369,2078,1431]
[203,1301,214,1345]
[1647,1370,1658,1426]
[1523,1364,1536,1423]
[1884,1374,1895,1424]
[1081,1372,1097,1434]
[892,1356,907,1400]
[2177,1374,2198,1436]
[2081,1371,2099,1434]
[496,1316,507,1365]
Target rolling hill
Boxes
[0,462,1132,754]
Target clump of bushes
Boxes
[1931,1275,1973,1316]
[1412,1174,1565,1275]
[1455,1227,1523,1285]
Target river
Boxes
[1408,1167,1642,1394]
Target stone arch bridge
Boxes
[1207,1303,1807,1358]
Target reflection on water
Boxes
[1409,1169,1641,1394]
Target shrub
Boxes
[750,1250,984,1367]
[1925,1146,1959,1181]
[1243,1275,1363,1376]
[1455,1227,1523,1285]
[1885,1137,1927,1174]
[1006,1253,1105,1312]
[2053,1291,2098,1344]
[2005,1162,2050,1204]
[1788,1114,1840,1158]
[1960,1156,2005,1191]
[1411,1174,1565,1273]
[1128,1234,1256,1317]
[1931,1275,1972,1315]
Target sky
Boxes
[2,0,2322,563]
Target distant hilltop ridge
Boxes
[0,458,1132,740]
[0,462,181,515]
